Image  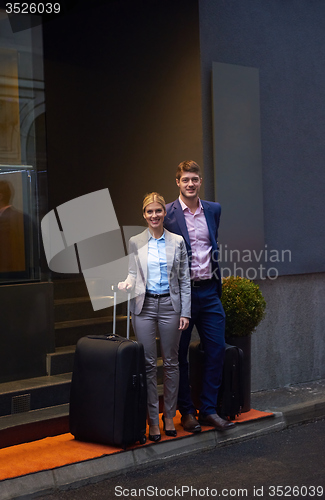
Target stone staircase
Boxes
[47,277,117,376]
[0,278,163,448]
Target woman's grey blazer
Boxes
[124,228,191,318]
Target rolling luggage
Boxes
[189,340,244,420]
[69,291,147,448]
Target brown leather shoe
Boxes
[198,413,235,431]
[181,413,202,433]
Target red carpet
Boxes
[231,408,274,423]
[0,409,273,481]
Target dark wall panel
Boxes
[0,282,54,383]
[43,0,203,228]
[199,0,325,275]
[212,62,264,265]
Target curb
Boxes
[1,400,324,500]
[281,398,325,428]
[1,413,285,500]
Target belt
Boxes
[191,279,214,288]
[146,292,170,299]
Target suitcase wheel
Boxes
[139,434,147,445]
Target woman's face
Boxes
[143,201,166,232]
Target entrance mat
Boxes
[231,408,274,423]
[0,409,273,481]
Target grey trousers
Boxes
[132,295,181,426]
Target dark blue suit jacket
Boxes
[164,198,222,298]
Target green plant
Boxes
[221,276,266,337]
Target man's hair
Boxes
[176,160,202,180]
[142,192,166,213]
[0,180,13,205]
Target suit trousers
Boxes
[178,280,226,416]
[132,295,181,426]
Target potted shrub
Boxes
[221,276,266,412]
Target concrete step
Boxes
[53,279,126,310]
[54,315,131,347]
[54,315,164,355]
[52,278,130,348]
[2,277,166,448]
[0,374,71,418]
[53,278,89,300]
[46,346,76,376]
[47,345,163,383]
[0,380,165,449]
[0,354,164,419]
[50,330,163,376]
[54,296,114,322]
[0,404,70,449]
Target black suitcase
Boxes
[69,292,147,448]
[189,340,244,420]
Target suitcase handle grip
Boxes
[87,334,125,342]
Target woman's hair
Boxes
[142,192,166,213]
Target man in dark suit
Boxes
[164,160,235,433]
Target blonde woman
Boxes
[118,193,190,442]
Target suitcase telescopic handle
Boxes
[112,285,131,339]
[126,291,131,339]
[112,285,117,336]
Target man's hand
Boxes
[179,317,189,330]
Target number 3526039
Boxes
[6,3,61,14]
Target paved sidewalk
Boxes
[251,378,325,426]
[1,379,324,500]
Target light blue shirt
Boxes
[146,230,169,294]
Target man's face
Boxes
[176,172,202,201]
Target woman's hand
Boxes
[178,317,189,330]
[118,281,132,292]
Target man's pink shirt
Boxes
[179,196,212,280]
